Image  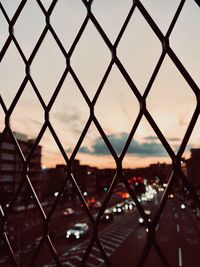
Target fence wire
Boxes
[0,0,200,267]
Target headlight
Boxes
[66,231,71,238]
[75,233,80,239]
[139,218,144,223]
[181,204,185,209]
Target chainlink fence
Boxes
[0,0,200,266]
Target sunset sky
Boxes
[1,0,200,169]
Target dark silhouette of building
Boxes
[186,148,200,190]
[42,160,98,201]
[0,131,42,203]
[96,168,115,194]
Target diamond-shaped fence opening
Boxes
[1,1,200,267]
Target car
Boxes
[87,199,101,209]
[138,210,151,225]
[88,201,101,209]
[112,203,124,214]
[62,208,75,216]
[66,223,89,240]
[93,201,101,209]
[124,200,135,211]
[101,209,114,223]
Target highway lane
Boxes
[0,195,129,266]
[0,203,85,266]
[1,194,199,267]
[42,206,141,267]
[157,199,200,267]
[106,198,200,267]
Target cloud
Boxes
[79,147,91,153]
[179,115,189,126]
[143,136,159,141]
[53,109,80,123]
[51,106,85,135]
[144,135,181,143]
[78,132,168,157]
[29,117,43,126]
[127,140,167,157]
[168,137,181,142]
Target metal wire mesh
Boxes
[0,0,200,266]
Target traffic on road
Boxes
[0,183,200,267]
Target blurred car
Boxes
[62,208,75,216]
[83,198,101,209]
[124,200,135,211]
[66,223,89,240]
[89,201,101,209]
[101,209,114,223]
[138,210,151,225]
[112,203,124,214]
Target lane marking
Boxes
[89,253,104,263]
[174,213,178,219]
[178,247,183,267]
[107,232,126,240]
[72,255,82,262]
[100,238,119,248]
[100,241,115,250]
[91,246,99,252]
[63,261,76,267]
[156,224,159,231]
[0,259,7,264]
[105,234,124,243]
[176,224,180,233]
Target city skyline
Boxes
[1,0,200,169]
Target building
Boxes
[96,168,115,194]
[41,160,98,202]
[186,148,200,189]
[0,131,42,203]
[124,163,172,185]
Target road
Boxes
[0,195,200,267]
[102,198,200,267]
